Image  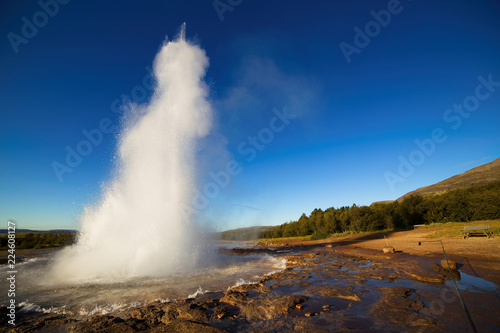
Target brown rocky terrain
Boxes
[1,226,499,332]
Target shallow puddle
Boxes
[447,271,499,294]
[357,260,373,268]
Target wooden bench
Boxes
[460,225,492,239]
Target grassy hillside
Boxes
[220,226,274,241]
[399,158,500,200]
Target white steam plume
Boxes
[50,25,213,283]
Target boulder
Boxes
[240,295,308,320]
[441,259,457,270]
[383,247,395,254]
[220,291,248,307]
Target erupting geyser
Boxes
[51,25,213,283]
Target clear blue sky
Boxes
[1,0,499,230]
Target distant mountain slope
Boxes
[398,158,500,200]
[220,226,274,241]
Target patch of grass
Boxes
[427,220,500,238]
[310,231,331,241]
[258,229,391,243]
[258,235,312,243]
[428,229,463,238]
[328,230,359,238]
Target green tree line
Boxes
[0,232,77,250]
[260,181,500,239]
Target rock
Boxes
[130,305,164,325]
[441,259,457,270]
[214,306,227,320]
[130,308,145,320]
[240,295,308,320]
[163,319,226,333]
[326,244,333,248]
[296,304,304,310]
[228,281,272,294]
[303,285,360,300]
[338,295,361,302]
[69,315,144,332]
[322,305,330,311]
[220,291,248,307]
[177,307,208,323]
[259,276,272,283]
[383,247,395,254]
[16,314,77,332]
[353,279,367,284]
[452,269,461,281]
[160,302,209,325]
[161,306,179,324]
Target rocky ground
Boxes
[1,228,500,332]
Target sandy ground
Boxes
[260,227,500,285]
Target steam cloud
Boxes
[50,25,214,283]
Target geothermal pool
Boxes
[0,248,285,316]
[1,26,282,318]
